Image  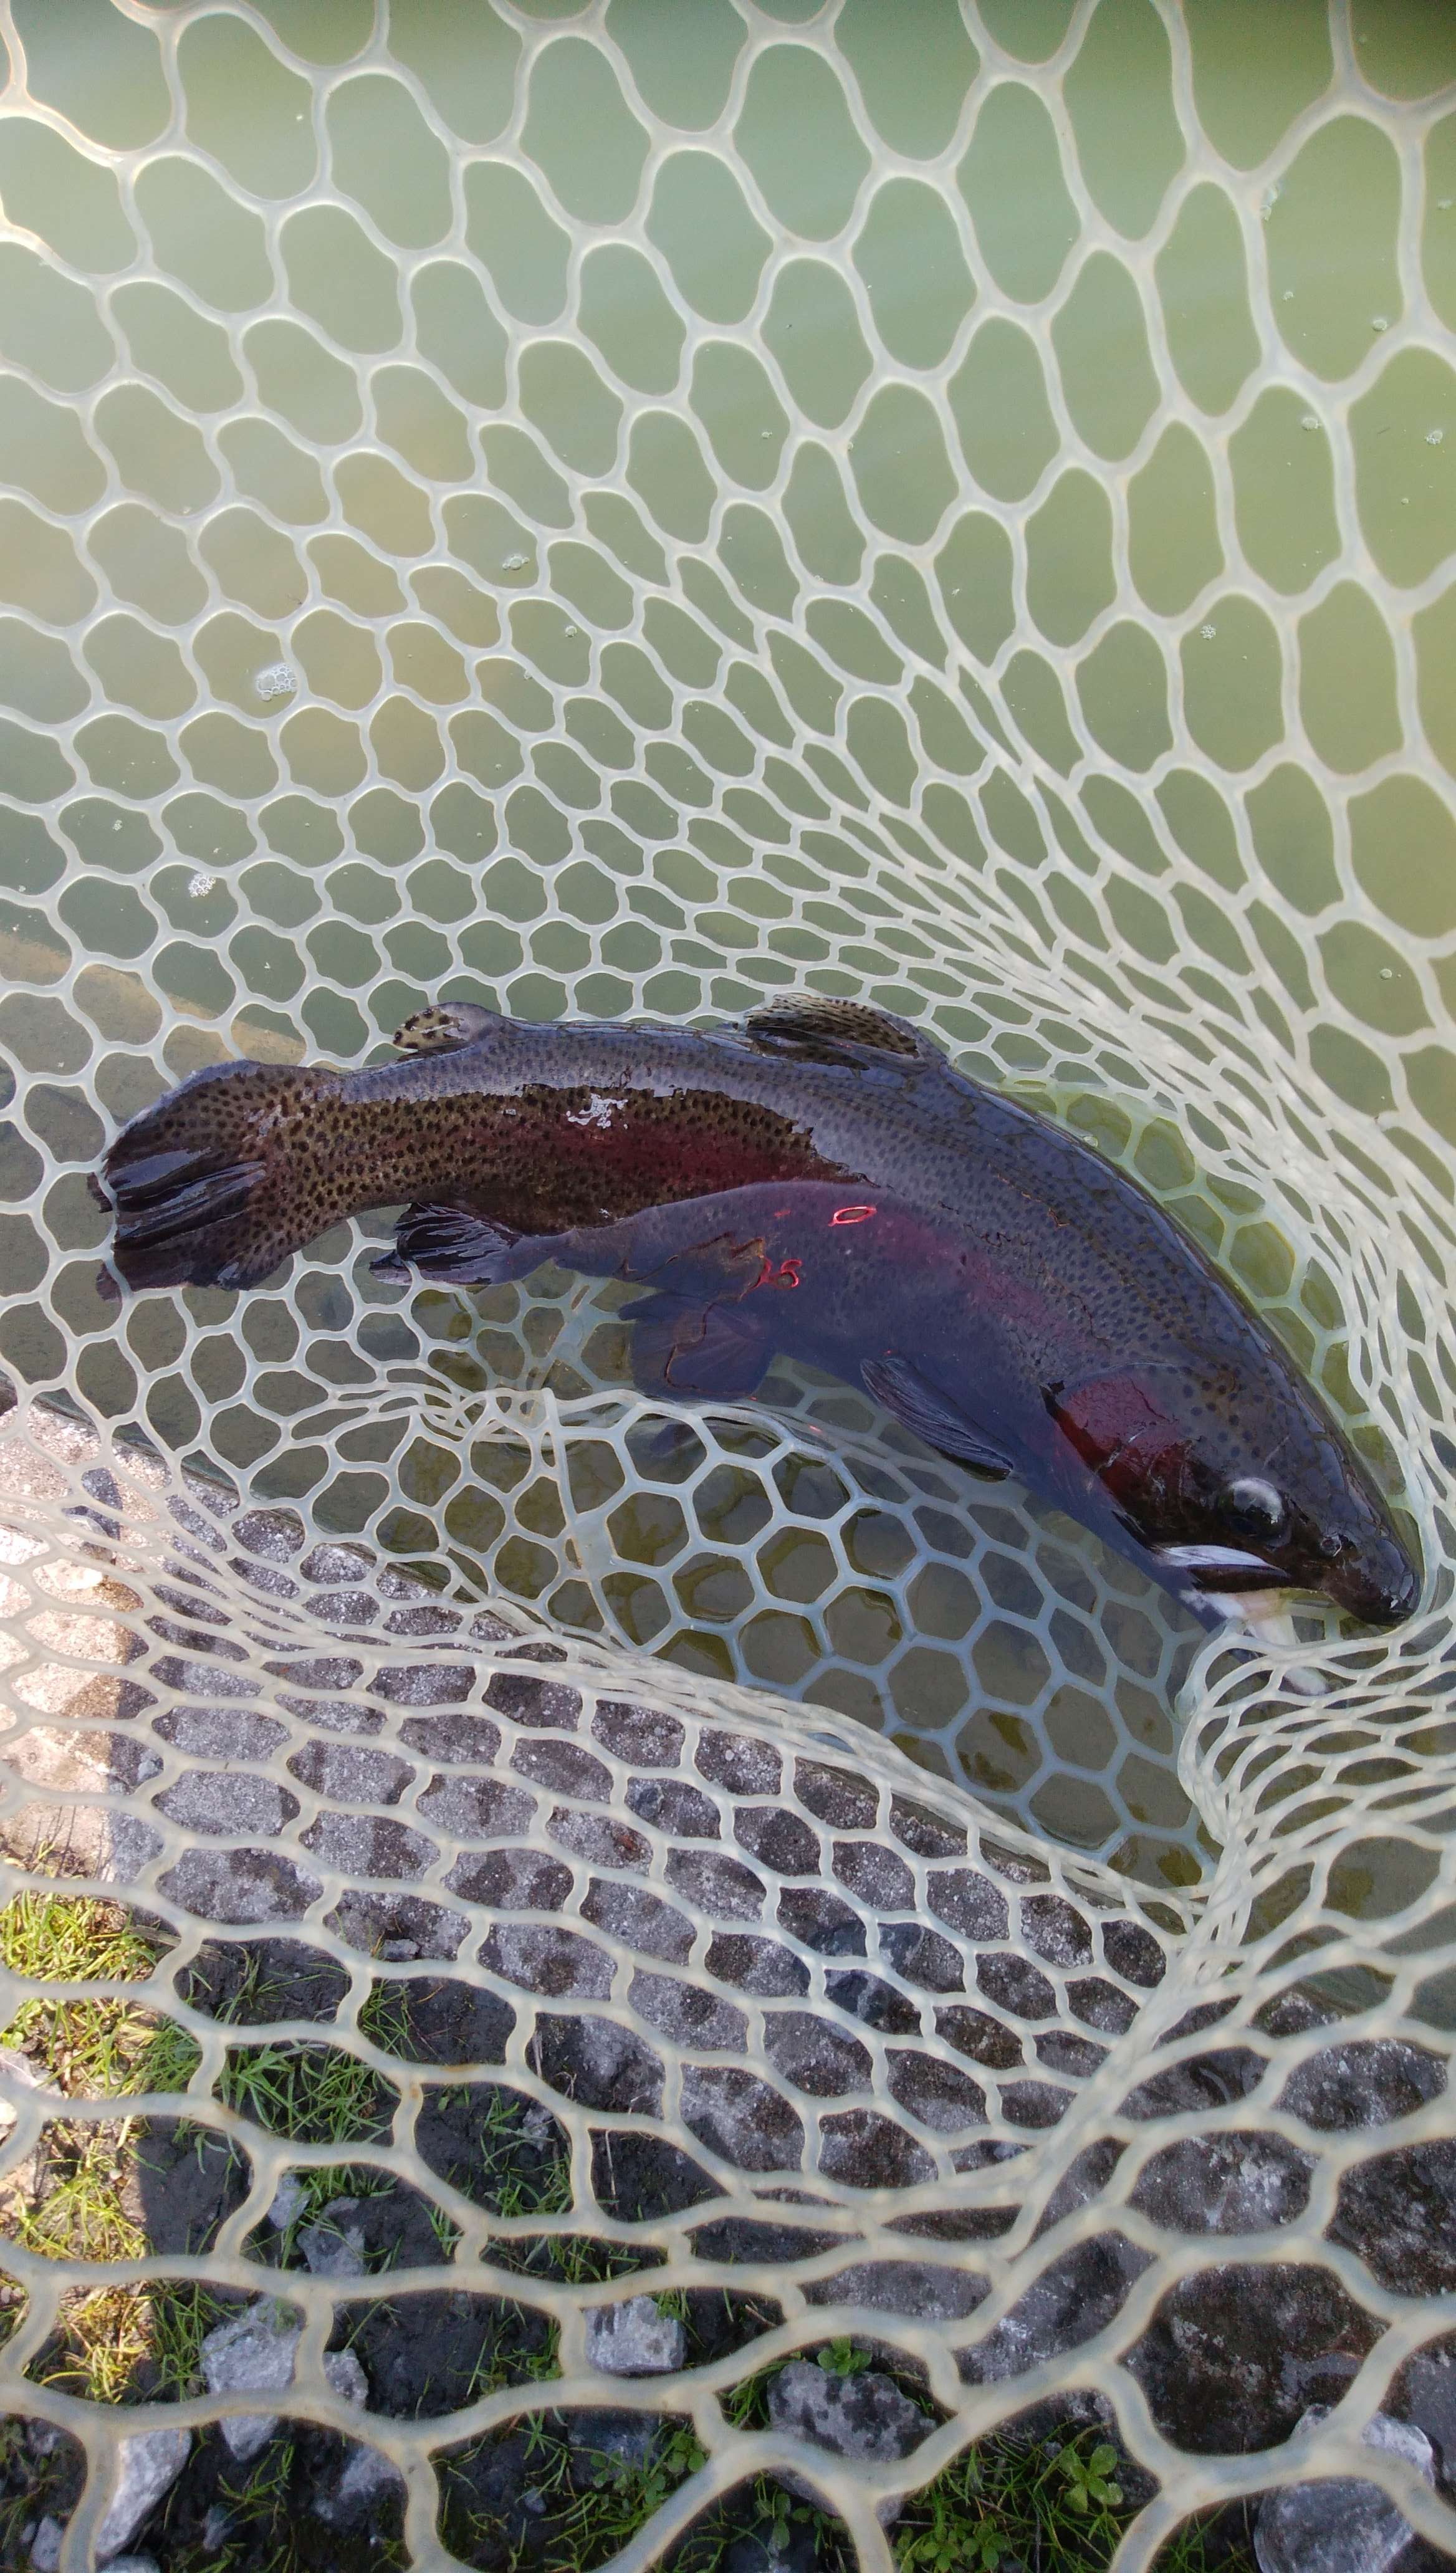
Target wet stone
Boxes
[484,1669,582,1729]
[301,1813,436,1877]
[705,1932,810,1997]
[1276,2038,1447,2133]
[1121,2046,1268,2119]
[879,1923,964,1993]
[158,1846,323,1924]
[416,1773,536,1838]
[287,1740,414,1804]
[795,1760,878,1831]
[825,1969,922,2035]
[587,2293,686,2376]
[1329,2141,1456,2296]
[1253,2408,1435,2573]
[479,1922,613,2001]
[681,2065,804,2172]
[818,2108,936,2189]
[1101,1919,1166,1986]
[325,1893,467,1960]
[628,1776,721,1838]
[445,1849,573,1909]
[1067,1975,1138,2035]
[1020,1894,1093,1967]
[927,1869,1010,1942]
[548,1806,651,1872]
[887,2049,988,2134]
[1035,2030,1108,2078]
[889,1796,967,1859]
[733,1805,821,1876]
[583,1879,694,1963]
[1000,2079,1074,2129]
[1123,2261,1382,2453]
[696,1729,781,1794]
[779,1886,864,1955]
[767,2357,930,2471]
[511,1737,613,1800]
[529,2011,664,2113]
[764,2011,872,2098]
[591,1700,684,1765]
[398,1710,502,1763]
[805,2259,989,2322]
[976,1952,1057,2020]
[153,1770,297,1837]
[1129,2131,1315,2235]
[630,1971,747,2051]
[666,1848,766,1921]
[960,2235,1151,2385]
[935,2005,1024,2069]
[833,1840,914,1909]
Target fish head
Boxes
[1046,1364,1420,1632]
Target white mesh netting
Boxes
[1,0,1455,2564]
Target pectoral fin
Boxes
[625,1293,772,1401]
[862,1355,1015,1480]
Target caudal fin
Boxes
[103,1058,340,1291]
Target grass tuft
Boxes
[0,1884,207,2405]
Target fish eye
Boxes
[1220,1477,1288,1542]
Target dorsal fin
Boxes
[743,996,931,1065]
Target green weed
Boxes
[0,1887,204,2405]
[893,2428,1133,2573]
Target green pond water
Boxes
[1,0,1454,1891]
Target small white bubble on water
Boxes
[1372,315,1390,332]
[188,872,218,899]
[1199,623,1217,640]
[1281,289,1294,302]
[254,663,297,701]
[1427,428,1445,446]
[563,623,581,636]
[1381,967,1395,980]
[1440,199,1455,211]
[502,553,528,571]
[1260,183,1280,220]
[1301,414,1320,431]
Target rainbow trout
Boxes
[102,995,1418,1633]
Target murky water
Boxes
[1,1,1454,1891]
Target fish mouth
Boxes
[1157,1536,1422,1633]
[1323,1536,1421,1631]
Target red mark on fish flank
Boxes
[831,1204,876,1225]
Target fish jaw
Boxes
[1318,1526,1421,1630]
[1167,1540,1419,1637]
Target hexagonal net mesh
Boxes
[0,0,1454,2562]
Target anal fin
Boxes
[862,1355,1015,1480]
[376,1203,536,1285]
[625,1293,771,1401]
